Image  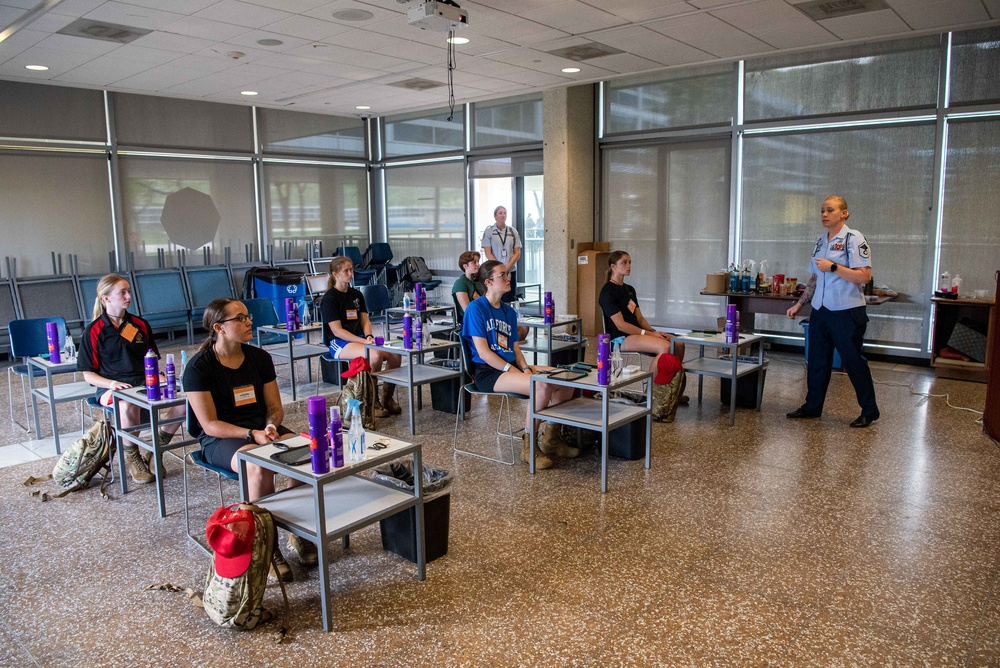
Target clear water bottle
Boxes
[63,335,76,360]
[301,306,312,327]
[347,405,366,462]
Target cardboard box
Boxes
[577,242,611,338]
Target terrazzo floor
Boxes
[0,340,997,667]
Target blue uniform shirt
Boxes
[809,223,871,311]
[462,296,518,365]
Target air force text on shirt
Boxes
[486,314,512,352]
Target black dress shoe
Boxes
[786,408,821,419]
[850,413,879,428]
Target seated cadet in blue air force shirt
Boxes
[461,260,576,470]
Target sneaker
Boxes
[288,534,318,567]
[270,547,293,582]
[521,434,553,470]
[538,422,580,458]
[123,447,154,484]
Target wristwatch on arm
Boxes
[245,429,254,443]
[830,262,839,273]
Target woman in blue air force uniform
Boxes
[786,196,880,428]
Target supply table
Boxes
[518,316,584,365]
[528,367,652,493]
[670,332,765,426]
[27,355,94,454]
[365,338,463,435]
[256,324,327,401]
[237,434,425,632]
[111,385,197,517]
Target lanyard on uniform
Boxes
[497,226,509,248]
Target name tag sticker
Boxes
[120,322,139,342]
[497,333,509,350]
[627,300,637,313]
[345,309,358,320]
[233,384,256,407]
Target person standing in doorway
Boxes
[481,205,522,303]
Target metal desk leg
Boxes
[407,361,416,435]
[29,363,42,441]
[729,351,738,426]
[414,448,426,581]
[314,483,332,632]
[150,406,167,518]
[44,370,64,454]
[115,397,129,496]
[528,378,537,475]
[287,336,298,402]
[601,391,609,493]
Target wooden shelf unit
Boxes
[930,297,995,383]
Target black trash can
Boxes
[373,463,452,563]
[609,420,646,460]
[719,361,768,409]
[428,359,470,414]
[320,355,344,386]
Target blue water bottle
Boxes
[729,265,738,293]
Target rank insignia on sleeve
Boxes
[859,241,870,259]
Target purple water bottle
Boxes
[725,304,736,344]
[414,315,423,349]
[414,283,423,312]
[285,297,297,332]
[403,306,413,349]
[144,349,160,401]
[46,322,61,364]
[330,406,344,468]
[543,291,554,324]
[308,396,330,474]
[597,333,610,385]
[164,353,176,399]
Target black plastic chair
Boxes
[362,242,393,270]
[336,245,364,268]
[183,265,235,328]
[358,284,392,337]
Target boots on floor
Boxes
[380,383,402,416]
[538,422,580,458]
[521,433,553,470]
[123,447,154,484]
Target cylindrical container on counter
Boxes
[414,283,424,311]
[330,406,344,468]
[414,315,423,349]
[403,307,413,349]
[46,322,61,364]
[597,334,610,385]
[286,297,297,332]
[144,349,161,401]
[543,291,554,324]
[308,396,330,474]
[165,353,176,399]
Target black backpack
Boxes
[401,256,434,284]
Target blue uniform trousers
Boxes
[803,306,879,417]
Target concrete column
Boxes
[542,85,595,317]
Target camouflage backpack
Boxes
[51,419,115,497]
[339,369,376,430]
[650,354,686,423]
[203,504,286,631]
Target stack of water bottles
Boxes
[306,395,367,474]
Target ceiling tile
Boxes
[596,25,712,66]
[319,27,406,51]
[131,30,218,54]
[113,63,210,89]
[35,33,122,56]
[241,0,329,12]
[160,16,253,42]
[49,0,106,18]
[82,1,186,30]
[521,1,622,31]
[224,29,313,52]
[0,28,49,64]
[0,5,23,25]
[582,52,665,75]
[193,42,276,64]
[251,51,329,70]
[595,0,693,22]
[194,0,293,29]
[118,0,220,13]
[303,0,403,28]
[0,45,97,77]
[710,0,838,48]
[167,53,245,74]
[16,11,77,33]
[112,44,186,65]
[373,40,448,66]
[264,15,351,41]
[648,12,776,58]
[54,54,157,85]
[888,0,990,29]
[817,8,912,40]
[0,0,36,9]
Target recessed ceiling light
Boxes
[240,90,259,96]
[447,36,469,45]
[356,105,371,110]
[25,65,49,71]
[562,67,581,73]
[332,8,374,21]
[256,38,284,47]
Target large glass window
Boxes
[605,63,735,134]
[939,119,1000,296]
[113,94,253,152]
[385,161,465,272]
[258,109,366,158]
[0,151,113,276]
[744,36,941,121]
[118,156,256,270]
[602,141,731,330]
[741,124,937,349]
[384,109,464,157]
[0,81,106,142]
[262,162,368,258]
[949,27,1000,106]
[472,94,543,148]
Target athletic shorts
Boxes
[473,362,506,393]
[200,425,294,471]
[328,338,353,359]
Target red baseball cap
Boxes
[653,353,682,385]
[206,505,255,578]
[341,356,372,378]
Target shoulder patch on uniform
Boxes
[859,241,870,259]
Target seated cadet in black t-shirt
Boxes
[598,250,686,368]
[183,298,315,579]
[320,256,402,418]
[78,273,184,484]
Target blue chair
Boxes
[336,245,364,269]
[358,284,393,337]
[183,265,235,327]
[77,274,139,324]
[241,298,284,346]
[15,274,84,334]
[351,268,377,287]
[453,337,527,466]
[7,317,68,432]
[132,269,193,344]
[361,242,393,270]
[0,275,19,359]
[183,445,238,555]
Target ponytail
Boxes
[606,250,629,283]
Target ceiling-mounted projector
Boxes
[407,1,469,31]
